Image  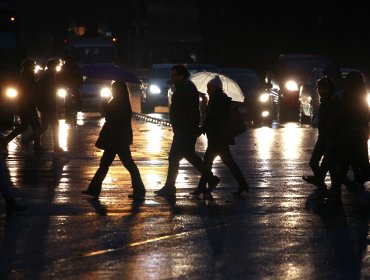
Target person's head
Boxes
[170,64,190,86]
[22,59,35,72]
[342,70,367,100]
[323,63,343,84]
[46,59,58,72]
[317,76,335,99]
[207,75,223,95]
[111,81,129,99]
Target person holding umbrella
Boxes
[190,75,249,196]
[82,81,146,199]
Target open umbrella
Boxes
[190,71,245,102]
[79,63,141,84]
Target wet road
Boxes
[1,100,370,279]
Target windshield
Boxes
[70,46,116,64]
[281,59,331,77]
[151,68,171,80]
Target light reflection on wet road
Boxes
[0,109,370,279]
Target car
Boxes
[219,68,277,126]
[167,63,219,111]
[266,54,332,122]
[299,67,369,127]
[140,63,174,113]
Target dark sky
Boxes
[10,0,370,71]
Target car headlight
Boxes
[285,80,298,91]
[367,92,370,108]
[148,84,161,94]
[100,87,112,99]
[259,92,270,103]
[57,88,67,98]
[5,87,17,98]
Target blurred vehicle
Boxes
[299,67,370,126]
[0,7,20,126]
[266,54,332,122]
[63,36,119,114]
[219,68,277,126]
[141,63,174,113]
[167,63,219,109]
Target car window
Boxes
[150,68,171,79]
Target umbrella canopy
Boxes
[190,71,245,102]
[79,63,141,84]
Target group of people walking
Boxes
[303,65,370,196]
[0,57,81,215]
[2,61,369,215]
[82,64,248,199]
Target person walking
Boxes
[22,59,64,153]
[190,75,249,196]
[154,64,219,197]
[338,71,370,191]
[0,59,45,153]
[82,81,146,199]
[302,77,336,189]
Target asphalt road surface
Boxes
[0,101,370,279]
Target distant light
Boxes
[10,16,15,22]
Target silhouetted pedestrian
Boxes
[23,59,64,153]
[58,56,83,123]
[82,81,146,199]
[0,59,45,153]
[154,64,219,197]
[339,71,370,191]
[190,75,248,196]
[302,77,335,189]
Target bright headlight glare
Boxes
[57,88,67,98]
[100,87,112,98]
[367,93,370,108]
[259,93,270,103]
[285,80,298,91]
[149,84,161,94]
[6,87,17,98]
[261,111,270,117]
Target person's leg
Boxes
[28,109,43,150]
[183,135,219,187]
[117,145,146,197]
[309,137,326,181]
[1,113,29,146]
[219,145,248,194]
[82,149,116,196]
[190,145,217,195]
[155,134,183,195]
[24,111,48,146]
[50,112,62,151]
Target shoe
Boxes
[81,189,100,197]
[232,183,249,195]
[302,176,318,185]
[189,186,207,195]
[208,176,220,188]
[5,198,28,216]
[154,185,176,197]
[128,188,146,199]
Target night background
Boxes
[5,0,370,77]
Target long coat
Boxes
[203,89,234,145]
[95,97,133,150]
